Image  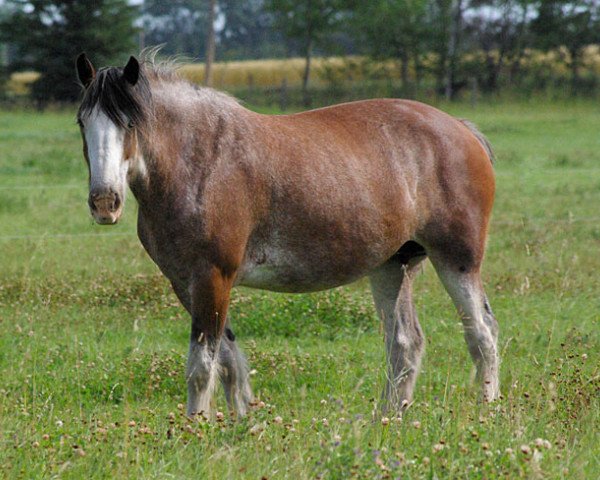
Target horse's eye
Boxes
[77,118,84,128]
[127,120,134,129]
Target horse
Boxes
[75,53,499,418]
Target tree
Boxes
[219,0,286,59]
[0,0,137,104]
[350,0,430,94]
[141,0,209,59]
[427,0,453,94]
[466,0,534,92]
[267,0,347,106]
[204,0,217,86]
[0,3,13,99]
[531,0,600,87]
[445,0,467,99]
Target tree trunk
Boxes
[414,52,423,88]
[484,50,495,92]
[434,0,450,94]
[445,0,463,100]
[204,0,217,87]
[484,48,504,93]
[436,46,448,94]
[434,0,450,96]
[509,2,528,85]
[570,48,581,91]
[494,49,506,92]
[400,52,409,89]
[302,35,313,108]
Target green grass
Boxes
[0,101,599,479]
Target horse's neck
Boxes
[130,93,236,216]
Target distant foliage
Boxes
[141,0,209,59]
[219,0,288,60]
[0,0,138,105]
[3,0,600,104]
[139,0,296,61]
[531,0,600,86]
[267,0,350,104]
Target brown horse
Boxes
[76,53,499,417]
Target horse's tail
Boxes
[458,119,495,165]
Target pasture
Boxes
[0,100,598,479]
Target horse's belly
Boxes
[236,247,383,293]
[237,264,356,292]
[235,264,308,292]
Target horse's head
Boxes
[76,53,148,225]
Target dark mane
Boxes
[77,65,152,129]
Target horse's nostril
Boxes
[89,191,120,213]
[113,193,121,211]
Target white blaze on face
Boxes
[83,107,129,194]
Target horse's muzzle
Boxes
[88,188,123,225]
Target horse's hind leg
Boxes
[219,326,253,416]
[369,250,426,413]
[428,250,499,402]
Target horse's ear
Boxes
[123,56,140,86]
[76,53,95,88]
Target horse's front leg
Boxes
[186,264,234,418]
[219,326,253,416]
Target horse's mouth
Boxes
[92,211,121,225]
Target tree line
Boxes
[1,0,600,105]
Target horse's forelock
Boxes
[78,66,152,131]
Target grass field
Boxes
[0,99,599,479]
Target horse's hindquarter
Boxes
[236,99,477,292]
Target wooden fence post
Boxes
[280,78,288,112]
[470,77,479,107]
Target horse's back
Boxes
[261,98,493,192]
[258,97,495,238]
